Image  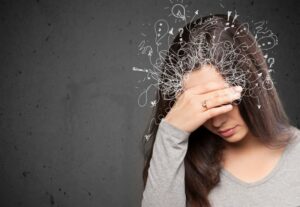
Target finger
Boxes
[210,85,243,98]
[203,104,233,119]
[190,85,241,109]
[205,89,241,109]
[187,81,230,95]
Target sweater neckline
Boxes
[220,140,292,188]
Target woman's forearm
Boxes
[141,118,191,207]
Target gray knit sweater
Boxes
[141,118,300,207]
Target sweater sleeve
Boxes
[141,118,191,207]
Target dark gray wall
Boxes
[0,0,299,206]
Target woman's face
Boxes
[182,64,249,143]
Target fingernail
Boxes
[234,86,243,92]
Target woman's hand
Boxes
[164,82,243,133]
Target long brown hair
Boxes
[142,14,296,207]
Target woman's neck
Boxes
[224,130,265,153]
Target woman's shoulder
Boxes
[289,125,300,141]
[286,125,300,153]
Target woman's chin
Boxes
[220,127,247,143]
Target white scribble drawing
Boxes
[170,3,186,21]
[164,0,190,23]
[254,20,278,50]
[154,19,170,46]
[225,10,239,30]
[133,1,279,141]
[267,57,275,68]
[138,40,153,56]
[144,134,151,142]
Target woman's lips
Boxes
[218,125,238,137]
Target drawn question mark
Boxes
[178,28,184,42]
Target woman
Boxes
[141,14,300,207]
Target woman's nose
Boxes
[211,114,227,128]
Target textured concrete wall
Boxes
[0,0,299,206]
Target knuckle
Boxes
[215,96,224,103]
[215,91,223,98]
